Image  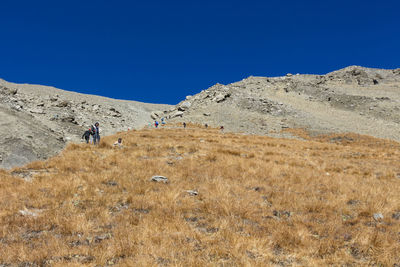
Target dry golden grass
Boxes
[1,125,400,266]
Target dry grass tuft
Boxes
[1,125,400,266]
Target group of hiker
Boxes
[82,122,101,144]
[82,120,223,145]
[153,117,166,128]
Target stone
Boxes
[273,210,292,218]
[186,190,198,196]
[346,199,359,206]
[170,111,184,118]
[203,112,211,116]
[373,213,384,221]
[150,112,158,120]
[56,100,70,107]
[178,101,191,111]
[28,108,45,114]
[392,212,400,220]
[150,175,169,183]
[60,115,76,123]
[110,107,120,113]
[214,93,226,103]
[1,87,18,95]
[104,180,118,186]
[19,209,41,217]
[251,186,264,192]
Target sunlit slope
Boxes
[1,125,400,266]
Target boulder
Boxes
[151,110,163,119]
[214,94,226,103]
[60,115,76,124]
[56,100,70,108]
[178,101,191,111]
[150,112,158,120]
[170,111,184,118]
[1,87,18,95]
[150,175,169,183]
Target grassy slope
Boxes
[1,125,400,266]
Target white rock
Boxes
[171,111,184,118]
[151,175,169,183]
[19,209,41,217]
[150,112,158,120]
[179,102,192,110]
[373,213,384,221]
[186,190,198,196]
[214,94,226,103]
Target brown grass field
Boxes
[1,124,400,266]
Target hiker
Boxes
[92,122,100,145]
[155,121,159,128]
[183,122,186,128]
[161,117,166,125]
[205,123,208,129]
[220,126,224,132]
[113,138,123,147]
[82,128,93,144]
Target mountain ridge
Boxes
[162,65,400,141]
[1,65,399,169]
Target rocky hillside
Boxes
[2,65,399,168]
[0,79,170,169]
[163,66,400,141]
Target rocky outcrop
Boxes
[0,79,171,169]
[164,66,400,141]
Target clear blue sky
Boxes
[0,0,399,104]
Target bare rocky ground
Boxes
[162,66,400,141]
[0,79,171,169]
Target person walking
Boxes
[92,122,101,145]
[82,128,93,144]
